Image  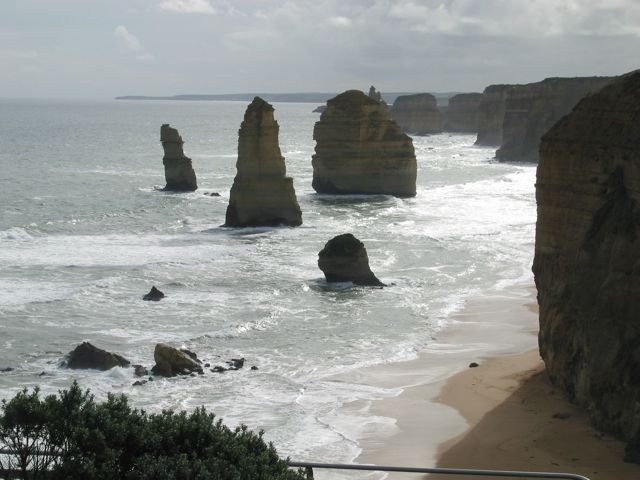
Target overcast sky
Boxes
[1,0,639,98]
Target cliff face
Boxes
[533,72,640,450]
[497,76,614,161]
[389,93,443,135]
[475,85,511,146]
[225,97,302,227]
[312,90,417,197]
[443,93,482,133]
[161,124,198,191]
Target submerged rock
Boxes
[142,286,165,301]
[161,124,198,191]
[151,343,203,377]
[66,342,130,371]
[390,93,442,135]
[533,70,640,458]
[225,97,302,227]
[318,233,384,286]
[443,93,482,133]
[313,90,417,197]
[133,364,148,377]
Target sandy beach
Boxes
[344,286,640,480]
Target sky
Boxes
[1,0,639,99]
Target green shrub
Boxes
[0,383,305,480]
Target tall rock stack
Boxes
[225,97,302,227]
[312,90,417,197]
[475,85,511,146]
[161,124,198,191]
[533,71,640,456]
[496,76,614,161]
[390,93,443,135]
[443,93,482,133]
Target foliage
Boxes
[0,383,304,480]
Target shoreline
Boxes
[339,284,640,480]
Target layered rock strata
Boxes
[475,84,511,146]
[160,124,197,191]
[390,93,442,135]
[66,342,130,370]
[313,90,417,197]
[533,71,640,457]
[318,233,384,286]
[225,97,302,227]
[443,93,482,132]
[497,76,614,161]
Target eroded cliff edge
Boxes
[533,71,640,454]
[389,93,442,135]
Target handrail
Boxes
[288,461,591,480]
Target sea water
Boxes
[0,99,536,469]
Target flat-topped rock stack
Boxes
[312,90,417,197]
[390,93,443,135]
[533,71,640,460]
[160,124,198,191]
[443,93,482,132]
[496,76,614,161]
[225,97,302,227]
[475,84,511,146]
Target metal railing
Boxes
[288,461,591,480]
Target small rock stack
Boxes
[160,124,198,191]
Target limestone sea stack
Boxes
[312,90,417,197]
[533,71,640,458]
[496,76,614,161]
[225,97,302,227]
[390,93,443,135]
[318,233,384,286]
[443,93,482,133]
[160,124,197,191]
[475,84,512,146]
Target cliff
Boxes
[389,93,442,135]
[475,85,511,146]
[161,124,198,191]
[533,71,640,456]
[312,90,417,197]
[225,97,302,227]
[443,93,482,132]
[496,76,614,161]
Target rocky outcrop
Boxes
[313,90,417,197]
[390,93,442,135]
[533,71,640,457]
[225,97,302,227]
[313,105,327,113]
[66,342,130,370]
[161,124,197,191]
[475,84,512,146]
[497,76,614,161]
[142,286,164,301]
[443,93,482,132]
[318,233,384,286]
[368,85,383,103]
[151,343,203,377]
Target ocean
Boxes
[0,99,536,471]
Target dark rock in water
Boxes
[151,343,203,377]
[204,192,221,197]
[312,105,326,113]
[313,90,416,197]
[227,358,245,370]
[225,97,303,227]
[533,70,640,458]
[161,124,197,191]
[148,377,154,381]
[211,366,227,373]
[180,348,202,364]
[143,286,165,301]
[133,364,148,377]
[251,366,259,371]
[133,380,147,387]
[66,342,130,371]
[0,367,13,373]
[204,363,211,368]
[318,233,384,287]
[468,362,479,368]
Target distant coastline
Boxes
[115,92,456,105]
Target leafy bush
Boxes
[0,383,305,480]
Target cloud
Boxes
[114,25,142,52]
[9,50,39,59]
[328,16,352,28]
[158,0,216,14]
